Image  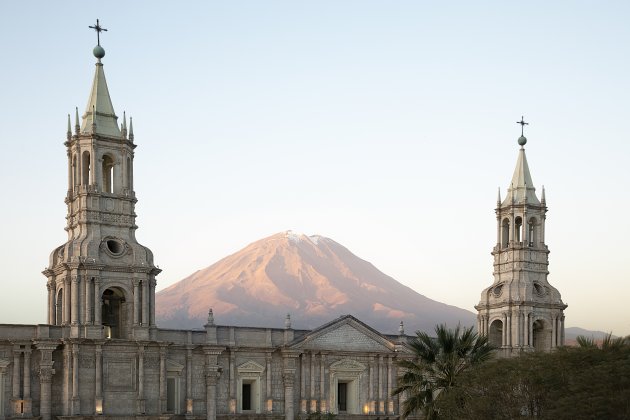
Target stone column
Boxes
[560,316,565,346]
[12,348,20,403]
[79,277,86,325]
[266,353,273,412]
[380,355,386,413]
[502,313,507,347]
[85,277,92,325]
[94,278,102,326]
[186,347,193,415]
[132,279,140,326]
[47,283,55,325]
[71,275,79,325]
[283,372,295,420]
[507,313,512,348]
[529,314,534,347]
[300,354,306,413]
[141,281,149,326]
[95,344,103,414]
[309,352,316,412]
[205,370,220,420]
[368,356,375,413]
[35,342,57,420]
[551,315,557,348]
[150,278,157,327]
[71,344,79,414]
[23,349,32,415]
[204,347,224,420]
[137,344,145,414]
[387,357,394,414]
[64,277,71,325]
[228,351,235,413]
[319,353,326,412]
[159,346,167,413]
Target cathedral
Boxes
[0,24,565,420]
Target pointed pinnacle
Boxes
[541,185,546,203]
[399,321,405,335]
[129,116,134,141]
[497,187,501,205]
[74,107,80,134]
[285,313,292,329]
[121,111,128,139]
[67,113,72,139]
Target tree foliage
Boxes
[392,324,494,419]
[436,344,630,419]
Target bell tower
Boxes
[43,22,160,340]
[476,119,566,355]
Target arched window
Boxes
[515,217,523,243]
[101,288,126,339]
[81,151,91,185]
[56,288,63,325]
[528,217,537,247]
[102,155,114,194]
[501,218,510,248]
[489,319,503,347]
[532,320,547,351]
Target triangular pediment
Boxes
[290,315,395,352]
[166,359,184,373]
[237,360,265,373]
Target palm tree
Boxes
[576,332,628,351]
[392,324,494,419]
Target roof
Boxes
[80,61,121,137]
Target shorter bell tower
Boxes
[43,23,160,340]
[476,119,566,355]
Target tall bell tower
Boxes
[43,21,160,340]
[476,119,566,355]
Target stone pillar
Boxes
[47,283,55,325]
[529,314,534,347]
[378,355,384,414]
[560,316,565,346]
[502,313,507,347]
[283,372,295,420]
[137,344,145,414]
[309,352,316,412]
[387,357,394,414]
[186,346,193,415]
[94,278,102,326]
[507,313,512,348]
[23,349,32,415]
[36,342,57,420]
[551,315,557,348]
[300,354,306,413]
[368,356,374,413]
[159,346,167,413]
[266,353,273,412]
[203,347,224,420]
[205,370,220,420]
[228,351,235,413]
[12,348,20,402]
[79,277,86,325]
[142,280,149,326]
[71,344,79,414]
[95,343,103,414]
[132,279,140,326]
[319,353,326,413]
[64,277,71,325]
[85,277,92,325]
[71,275,79,325]
[150,278,157,327]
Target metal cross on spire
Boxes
[516,116,529,136]
[89,19,108,46]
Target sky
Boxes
[0,1,628,336]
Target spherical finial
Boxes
[518,135,527,146]
[93,45,105,59]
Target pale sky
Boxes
[0,1,628,336]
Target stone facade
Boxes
[0,43,415,420]
[475,133,567,356]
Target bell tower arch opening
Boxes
[102,154,115,193]
[81,151,91,186]
[532,320,548,351]
[501,218,510,248]
[488,319,503,348]
[101,288,127,339]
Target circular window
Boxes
[103,238,126,257]
[493,284,503,297]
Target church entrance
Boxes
[101,288,126,338]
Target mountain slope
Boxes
[155,231,476,334]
